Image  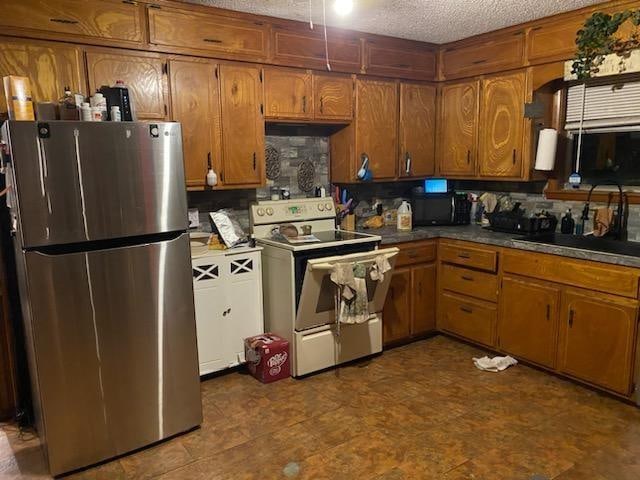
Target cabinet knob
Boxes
[319,96,324,113]
[512,149,517,165]
[302,95,307,113]
[253,152,257,170]
[460,306,473,314]
[405,152,411,175]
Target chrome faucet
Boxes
[580,181,627,240]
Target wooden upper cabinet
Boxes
[313,73,353,121]
[271,25,361,73]
[478,71,525,178]
[437,80,478,177]
[86,50,168,121]
[383,268,412,345]
[263,68,313,120]
[219,64,264,187]
[558,289,638,395]
[364,39,437,81]
[169,59,221,188]
[148,5,267,61]
[498,276,560,369]
[0,0,143,45]
[526,16,585,65]
[399,83,436,178]
[412,263,437,335]
[355,79,399,180]
[0,37,85,114]
[441,32,524,80]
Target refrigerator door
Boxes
[6,121,188,249]
[22,232,201,475]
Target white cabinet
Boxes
[191,247,264,376]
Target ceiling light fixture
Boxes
[333,0,353,16]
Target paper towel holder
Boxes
[534,128,558,171]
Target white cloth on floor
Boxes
[473,355,518,372]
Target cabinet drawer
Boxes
[148,5,267,60]
[441,33,524,80]
[439,292,496,347]
[394,241,437,267]
[440,242,497,272]
[441,263,498,302]
[503,250,640,299]
[0,0,143,44]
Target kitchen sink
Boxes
[517,233,640,258]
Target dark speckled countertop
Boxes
[357,224,640,269]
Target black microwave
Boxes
[411,192,471,226]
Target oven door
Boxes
[295,248,399,331]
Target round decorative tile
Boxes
[298,160,315,192]
[265,145,281,180]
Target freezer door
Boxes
[295,248,399,331]
[6,121,188,248]
[22,233,201,475]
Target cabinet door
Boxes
[356,79,398,180]
[86,50,168,120]
[0,0,143,45]
[148,5,267,61]
[558,289,638,395]
[399,83,436,177]
[437,80,478,176]
[412,263,436,335]
[226,253,264,363]
[382,268,412,345]
[169,59,221,188]
[478,71,525,178]
[219,64,265,186]
[313,73,353,121]
[498,276,560,368]
[526,16,585,64]
[0,37,85,115]
[192,257,227,375]
[264,67,312,120]
[363,39,437,81]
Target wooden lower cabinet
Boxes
[498,275,560,368]
[558,289,638,395]
[383,268,412,344]
[412,263,437,335]
[439,291,497,347]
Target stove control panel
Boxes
[249,198,336,226]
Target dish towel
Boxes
[473,355,518,372]
[593,207,614,237]
[330,263,368,324]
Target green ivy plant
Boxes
[572,10,640,79]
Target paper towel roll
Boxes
[534,128,558,171]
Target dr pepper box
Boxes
[244,333,290,383]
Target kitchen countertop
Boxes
[357,224,640,269]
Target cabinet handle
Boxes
[390,287,394,300]
[50,18,79,24]
[220,171,225,183]
[320,96,324,113]
[512,149,517,165]
[569,309,574,327]
[405,152,411,175]
[458,253,471,259]
[546,304,551,321]
[122,0,137,5]
[207,152,212,170]
[407,251,419,258]
[203,38,223,44]
[461,275,474,281]
[253,152,257,170]
[302,95,307,113]
[472,59,487,65]
[418,281,422,294]
[467,150,471,164]
[460,306,473,314]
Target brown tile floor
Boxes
[3,335,640,479]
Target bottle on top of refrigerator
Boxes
[59,86,79,120]
[110,106,122,122]
[80,102,92,121]
[397,200,412,231]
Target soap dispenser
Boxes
[206,153,217,187]
[560,209,575,234]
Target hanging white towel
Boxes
[473,355,518,372]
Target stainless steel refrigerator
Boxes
[0,121,202,476]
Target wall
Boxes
[188,135,330,231]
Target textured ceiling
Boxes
[184,0,604,44]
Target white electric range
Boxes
[249,198,399,377]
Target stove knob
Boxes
[325,202,333,211]
[266,207,274,216]
[317,203,325,211]
[256,207,265,217]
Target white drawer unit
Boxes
[191,247,264,376]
